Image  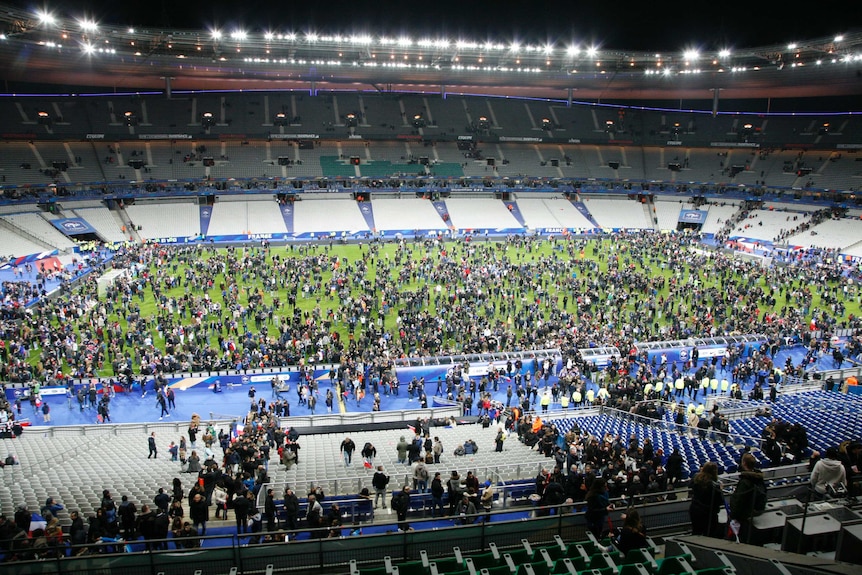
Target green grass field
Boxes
[35,236,862,377]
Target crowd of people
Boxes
[0,231,861,560]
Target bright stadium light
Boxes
[211,30,222,40]
[78,19,98,32]
[718,48,731,58]
[397,36,413,47]
[230,30,247,41]
[543,44,554,55]
[264,32,275,41]
[566,45,579,57]
[36,10,56,26]
[585,46,598,57]
[683,49,699,61]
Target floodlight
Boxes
[683,49,699,61]
[543,44,554,55]
[566,45,579,57]
[78,19,98,32]
[264,32,274,41]
[835,35,844,42]
[718,48,731,58]
[787,43,797,50]
[36,11,56,26]
[211,30,222,40]
[397,37,412,47]
[230,30,247,41]
[585,46,598,57]
[81,42,95,54]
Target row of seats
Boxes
[350,537,729,575]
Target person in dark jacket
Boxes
[68,510,87,553]
[729,453,766,544]
[665,449,685,487]
[391,485,412,531]
[689,462,724,537]
[282,487,300,533]
[584,478,613,538]
[264,488,278,532]
[136,504,157,550]
[232,488,251,534]
[616,510,649,555]
[189,492,209,536]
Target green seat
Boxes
[515,562,551,575]
[504,549,532,566]
[429,558,466,574]
[551,558,578,575]
[532,545,566,565]
[587,552,619,571]
[620,548,657,572]
[655,556,696,575]
[396,560,428,575]
[570,540,598,557]
[468,552,502,571]
[694,569,734,575]
[480,565,516,575]
[619,564,652,575]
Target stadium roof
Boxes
[0,4,861,101]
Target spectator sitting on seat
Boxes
[463,439,478,455]
[810,447,847,497]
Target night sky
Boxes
[6,0,852,52]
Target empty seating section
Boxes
[785,217,862,251]
[444,198,521,230]
[653,200,695,232]
[517,198,595,231]
[372,198,449,233]
[71,206,128,243]
[293,199,369,234]
[349,536,725,575]
[208,200,288,236]
[207,201,248,236]
[581,197,650,230]
[124,200,200,239]
[1,212,77,250]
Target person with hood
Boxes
[810,447,847,497]
[396,436,410,465]
[729,453,766,543]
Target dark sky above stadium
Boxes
[9,0,853,52]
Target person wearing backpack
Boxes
[729,453,766,544]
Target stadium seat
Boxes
[620,548,658,572]
[428,557,467,574]
[397,560,429,575]
[588,552,619,571]
[467,552,502,571]
[619,564,652,575]
[656,556,697,575]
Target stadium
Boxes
[0,4,862,575]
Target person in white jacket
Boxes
[810,447,847,496]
